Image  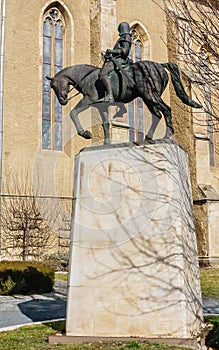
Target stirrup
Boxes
[104,95,114,103]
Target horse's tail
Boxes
[162,62,202,108]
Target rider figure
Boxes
[100,22,132,102]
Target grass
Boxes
[55,272,68,282]
[0,268,219,349]
[200,267,219,298]
[0,322,194,350]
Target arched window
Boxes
[42,7,64,151]
[128,25,150,142]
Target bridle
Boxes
[67,87,80,101]
[66,66,99,102]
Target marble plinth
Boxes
[66,142,203,340]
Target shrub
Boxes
[43,253,69,271]
[0,261,55,295]
[0,275,16,294]
[205,316,219,350]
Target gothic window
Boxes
[128,26,148,142]
[42,8,64,151]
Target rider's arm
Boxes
[107,39,131,58]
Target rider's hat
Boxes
[118,22,131,36]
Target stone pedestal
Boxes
[66,141,203,341]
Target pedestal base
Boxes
[49,334,198,348]
[66,141,203,340]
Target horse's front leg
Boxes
[103,120,110,145]
[97,104,110,144]
[113,102,127,119]
[70,97,92,139]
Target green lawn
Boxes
[0,323,194,350]
[0,268,219,350]
[200,268,219,299]
[55,272,68,282]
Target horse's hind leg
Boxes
[144,95,174,140]
[70,97,92,139]
[96,104,110,144]
[155,98,174,138]
[143,98,162,140]
[145,107,162,141]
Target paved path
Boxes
[203,296,219,315]
[0,281,218,331]
[0,280,67,331]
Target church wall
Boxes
[1,0,92,259]
[117,0,168,63]
[4,1,215,261]
[2,0,91,196]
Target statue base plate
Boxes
[48,334,198,348]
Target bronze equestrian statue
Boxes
[47,23,202,144]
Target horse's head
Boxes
[46,76,69,105]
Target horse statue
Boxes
[47,60,202,144]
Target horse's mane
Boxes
[56,64,99,78]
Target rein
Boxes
[66,66,99,102]
[67,87,80,101]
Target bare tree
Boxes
[1,196,56,261]
[160,0,219,264]
[162,0,219,157]
[1,172,71,261]
[163,0,219,86]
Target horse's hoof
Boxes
[104,139,110,145]
[83,130,92,139]
[164,128,174,139]
[145,135,152,140]
[144,135,153,143]
[104,95,114,103]
[78,130,92,139]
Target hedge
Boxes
[0,261,55,295]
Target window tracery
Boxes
[42,7,64,151]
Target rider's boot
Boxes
[101,75,114,102]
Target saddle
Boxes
[109,62,135,99]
